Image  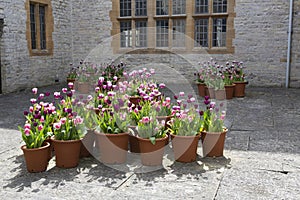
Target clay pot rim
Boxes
[136,135,168,142]
[233,81,248,84]
[201,128,228,134]
[21,141,50,151]
[50,136,82,143]
[170,133,201,138]
[94,131,129,137]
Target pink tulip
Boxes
[24,123,31,129]
[62,88,68,93]
[32,88,38,94]
[60,117,67,124]
[30,98,37,104]
[68,82,74,89]
[53,122,61,130]
[24,128,30,136]
[141,116,150,124]
[38,124,43,131]
[40,116,45,123]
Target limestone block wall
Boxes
[291,0,300,87]
[0,0,73,93]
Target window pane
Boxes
[156,20,169,47]
[39,5,46,50]
[213,0,227,13]
[136,21,147,47]
[120,0,132,17]
[172,19,185,47]
[135,0,147,16]
[195,0,208,14]
[173,0,186,15]
[194,18,208,47]
[156,0,168,15]
[120,21,132,47]
[30,3,36,49]
[212,18,226,47]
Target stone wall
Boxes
[0,0,73,93]
[291,0,300,87]
[0,0,299,93]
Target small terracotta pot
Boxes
[95,131,129,164]
[225,84,235,100]
[77,82,90,94]
[138,136,168,166]
[80,130,95,158]
[170,134,200,163]
[233,81,248,97]
[207,87,215,99]
[201,129,227,157]
[197,83,206,97]
[214,89,226,100]
[21,142,50,173]
[129,96,142,107]
[51,137,82,168]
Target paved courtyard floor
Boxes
[0,84,299,199]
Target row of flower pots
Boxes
[21,128,227,172]
[197,81,248,100]
[20,64,229,173]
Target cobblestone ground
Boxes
[0,83,300,199]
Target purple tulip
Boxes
[67,108,72,114]
[23,111,29,116]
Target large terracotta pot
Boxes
[170,134,200,163]
[201,129,227,157]
[138,136,168,166]
[214,89,226,100]
[76,82,90,94]
[95,131,129,164]
[207,87,215,99]
[197,83,206,97]
[21,142,50,173]
[224,84,235,99]
[129,96,142,107]
[233,81,248,97]
[80,130,95,158]
[51,137,82,168]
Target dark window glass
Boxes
[212,18,227,47]
[136,21,147,47]
[195,0,209,14]
[156,0,168,15]
[120,0,132,17]
[120,21,132,47]
[213,0,227,13]
[39,5,46,50]
[195,18,208,47]
[156,20,169,47]
[135,0,147,16]
[30,3,36,49]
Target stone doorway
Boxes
[0,19,3,94]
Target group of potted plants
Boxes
[19,64,228,173]
[195,59,248,100]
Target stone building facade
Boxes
[0,0,299,94]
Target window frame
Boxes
[26,0,53,56]
[111,0,235,54]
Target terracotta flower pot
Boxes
[80,130,95,158]
[77,82,90,94]
[214,89,226,100]
[21,142,50,173]
[233,81,248,97]
[95,131,129,164]
[207,87,215,99]
[45,137,54,161]
[138,136,168,166]
[170,134,200,163]
[201,129,227,157]
[51,137,82,168]
[197,83,206,97]
[224,84,235,100]
[129,134,140,153]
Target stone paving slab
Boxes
[0,85,300,199]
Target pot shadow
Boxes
[166,155,231,181]
[3,154,80,192]
[82,157,130,188]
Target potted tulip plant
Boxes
[201,96,227,157]
[51,90,86,168]
[232,61,248,97]
[93,98,130,164]
[136,111,168,166]
[19,88,57,172]
[167,92,202,163]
